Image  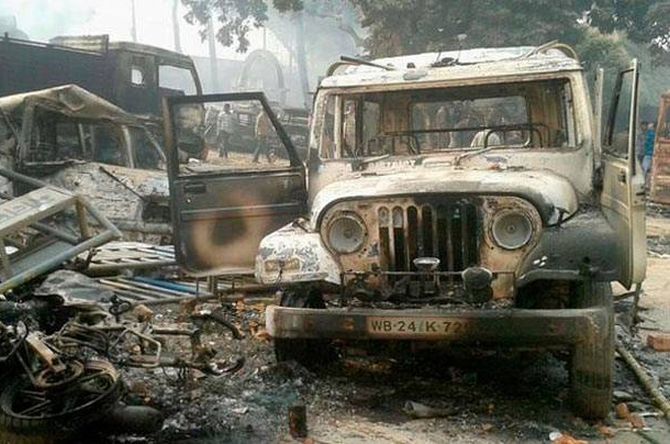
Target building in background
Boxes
[0,16,29,39]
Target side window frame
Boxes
[604,61,640,170]
[89,122,131,167]
[164,91,302,180]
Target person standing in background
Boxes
[636,121,647,167]
[253,108,274,163]
[642,121,656,184]
[217,103,235,158]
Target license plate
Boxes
[367,316,466,337]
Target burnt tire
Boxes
[569,282,614,419]
[274,288,336,369]
[0,359,123,443]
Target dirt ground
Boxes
[98,217,670,444]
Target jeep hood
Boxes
[41,163,169,226]
[46,163,169,201]
[310,168,579,226]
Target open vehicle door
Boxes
[163,92,306,276]
[600,60,646,288]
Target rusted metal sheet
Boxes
[84,242,176,276]
[650,93,670,205]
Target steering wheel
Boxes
[482,125,545,148]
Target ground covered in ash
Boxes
[92,293,670,444]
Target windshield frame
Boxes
[125,125,166,170]
[310,73,583,163]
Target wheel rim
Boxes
[34,360,85,390]
[2,360,119,420]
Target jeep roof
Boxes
[321,43,582,89]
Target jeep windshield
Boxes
[315,78,577,159]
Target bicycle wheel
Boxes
[0,359,122,442]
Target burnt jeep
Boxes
[163,43,646,419]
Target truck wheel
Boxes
[569,282,613,419]
[274,288,336,369]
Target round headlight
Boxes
[491,211,533,250]
[327,213,366,254]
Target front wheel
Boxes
[569,282,614,419]
[274,288,336,369]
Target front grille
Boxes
[377,200,480,274]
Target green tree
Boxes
[183,1,670,61]
[181,0,301,52]
[350,1,670,63]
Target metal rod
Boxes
[132,276,204,294]
[416,206,425,257]
[137,294,221,306]
[30,222,80,244]
[403,207,410,270]
[388,213,396,272]
[99,279,185,300]
[461,203,469,266]
[87,260,176,275]
[431,208,439,258]
[0,166,51,190]
[340,55,395,71]
[79,198,123,238]
[616,342,670,423]
[120,278,207,298]
[90,219,172,235]
[0,238,13,279]
[445,206,454,272]
[76,200,91,239]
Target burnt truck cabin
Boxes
[0,85,170,241]
[0,35,202,116]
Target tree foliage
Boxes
[184,1,670,64]
[182,0,362,52]
[351,0,589,57]
[182,0,277,52]
[349,1,670,64]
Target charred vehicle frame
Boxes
[163,43,646,419]
[0,85,172,242]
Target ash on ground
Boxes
[94,294,670,444]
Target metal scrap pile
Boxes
[0,169,244,442]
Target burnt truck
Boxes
[163,43,646,419]
[0,34,202,117]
